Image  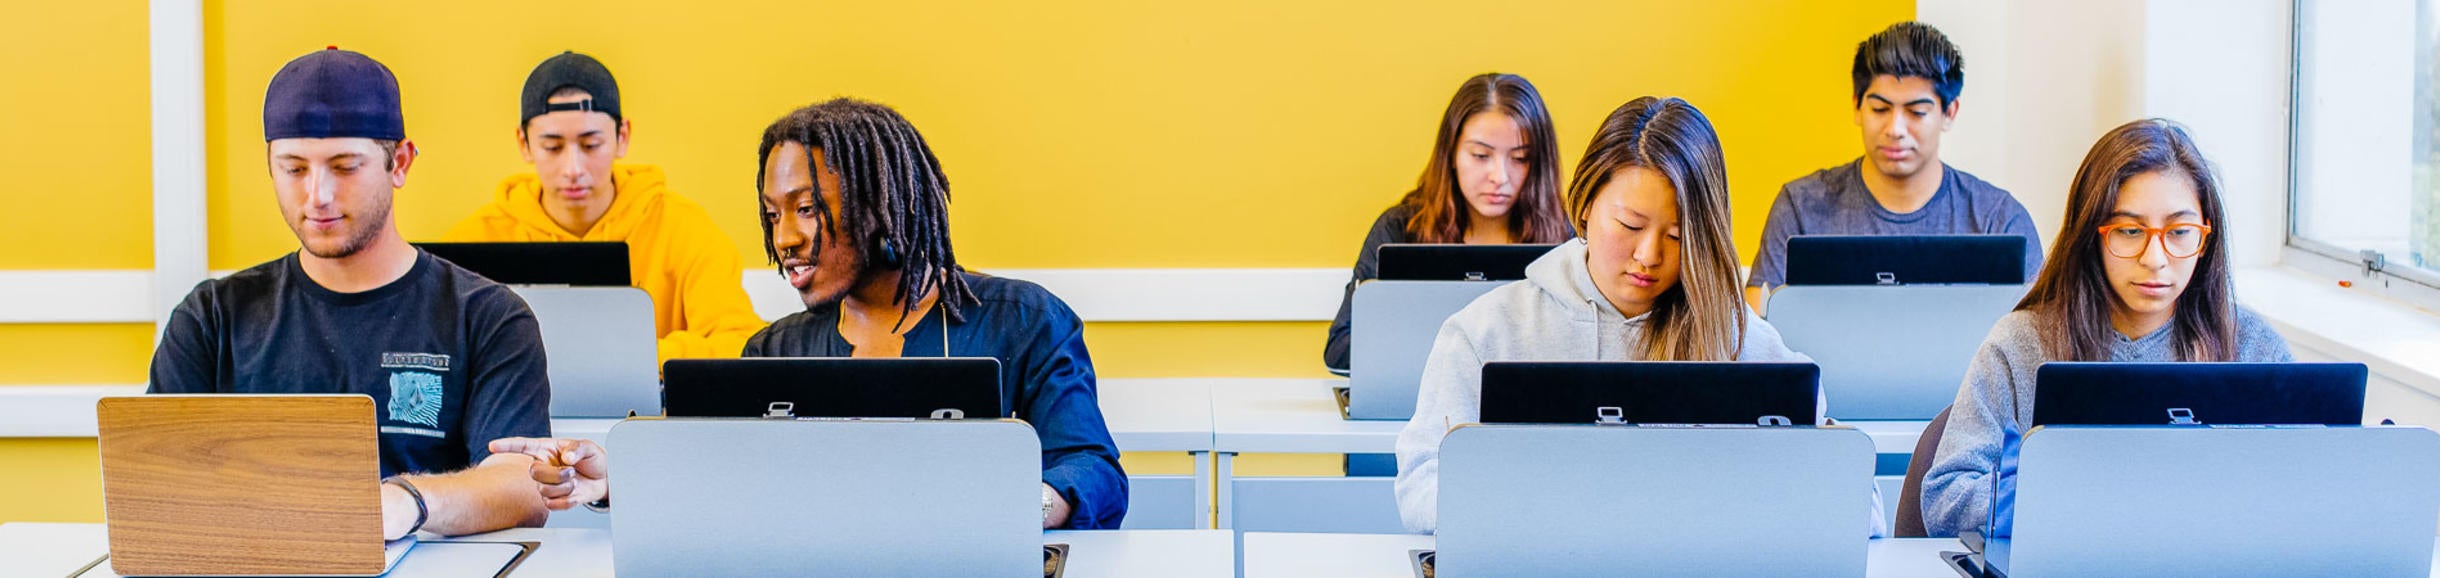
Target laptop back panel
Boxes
[97,395,389,576]
[609,418,1041,576]
[515,286,661,417]
[2008,426,2440,576]
[1438,425,1875,577]
[1348,281,1506,419]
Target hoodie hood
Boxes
[1523,238,1639,326]
[487,164,670,240]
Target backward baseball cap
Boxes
[263,46,405,142]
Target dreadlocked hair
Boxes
[755,98,976,326]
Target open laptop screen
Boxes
[661,357,1004,419]
[416,241,630,286]
[2029,362,2366,427]
[1478,361,1819,426]
[1783,235,2025,286]
[1375,244,1556,282]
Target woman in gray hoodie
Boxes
[1392,96,1884,537]
[1919,119,2292,538]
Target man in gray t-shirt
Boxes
[1746,22,2044,313]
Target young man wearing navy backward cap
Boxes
[148,47,557,539]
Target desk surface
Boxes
[1240,532,1971,578]
[1212,378,1404,454]
[1241,532,2440,577]
[0,524,1232,578]
[549,378,1219,454]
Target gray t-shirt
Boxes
[1748,160,2043,288]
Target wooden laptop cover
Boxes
[97,395,387,576]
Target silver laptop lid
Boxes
[514,286,660,418]
[2007,426,2440,576]
[1437,425,1875,577]
[1348,281,1505,420]
[609,418,1041,576]
[1765,284,2021,420]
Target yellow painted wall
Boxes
[6,0,1915,524]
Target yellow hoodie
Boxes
[444,164,766,363]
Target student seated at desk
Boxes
[1744,22,2042,314]
[1391,96,1884,537]
[1322,73,1574,373]
[495,98,1128,530]
[1919,119,2293,538]
[443,51,765,364]
[150,48,554,540]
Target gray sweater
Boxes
[1392,239,1885,536]
[1919,307,2294,537]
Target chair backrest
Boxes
[1894,405,1953,538]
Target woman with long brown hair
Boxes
[1392,96,1877,535]
[1321,73,1574,373]
[1920,119,2293,538]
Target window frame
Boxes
[2286,0,2440,311]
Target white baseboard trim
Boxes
[0,271,156,324]
[0,385,146,437]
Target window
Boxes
[2292,0,2440,307]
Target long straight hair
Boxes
[1399,73,1572,244]
[2018,119,2236,361]
[1565,96,1748,361]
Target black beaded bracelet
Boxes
[383,476,429,537]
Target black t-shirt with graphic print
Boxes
[148,250,552,478]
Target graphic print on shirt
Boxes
[382,352,451,438]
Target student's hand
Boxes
[489,437,610,510]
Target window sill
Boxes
[2235,265,2440,398]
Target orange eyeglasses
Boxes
[2096,222,2213,259]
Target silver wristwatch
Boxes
[1041,485,1058,523]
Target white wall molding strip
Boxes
[0,268,1352,325]
[0,385,146,437]
[0,271,157,324]
[150,0,209,330]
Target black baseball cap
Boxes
[263,46,406,142]
[521,51,621,127]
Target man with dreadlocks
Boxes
[491,98,1128,529]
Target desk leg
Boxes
[1215,452,1237,530]
[1190,450,1214,530]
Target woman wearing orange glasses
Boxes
[1918,119,2293,538]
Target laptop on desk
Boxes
[1478,361,1820,425]
[515,286,661,418]
[661,357,1004,419]
[1342,244,1550,419]
[95,395,412,577]
[610,418,1050,576]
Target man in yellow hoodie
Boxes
[445,51,764,362]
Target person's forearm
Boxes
[382,454,548,539]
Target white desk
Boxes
[1208,379,1405,532]
[0,523,1232,578]
[1240,532,1965,578]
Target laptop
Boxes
[1344,244,1547,417]
[95,395,413,576]
[1783,235,2025,286]
[1970,425,2440,577]
[513,286,661,417]
[1374,243,1556,281]
[661,357,1004,419]
[1430,423,1877,576]
[609,418,1046,576]
[416,241,630,286]
[1478,361,1820,425]
[2029,362,2367,427]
